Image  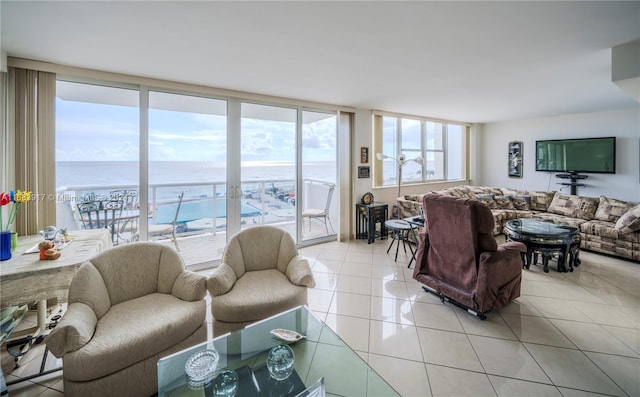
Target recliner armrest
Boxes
[46,302,97,357]
[499,241,527,253]
[207,263,237,296]
[285,255,316,288]
[172,271,207,301]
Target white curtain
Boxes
[10,67,56,235]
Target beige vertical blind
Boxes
[10,67,56,235]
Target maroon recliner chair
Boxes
[413,194,526,319]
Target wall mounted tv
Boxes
[535,137,616,174]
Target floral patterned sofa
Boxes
[398,185,640,261]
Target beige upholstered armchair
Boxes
[45,242,207,397]
[208,226,316,336]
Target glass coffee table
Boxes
[505,219,581,273]
[157,305,399,396]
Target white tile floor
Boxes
[3,237,639,396]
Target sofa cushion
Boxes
[580,220,619,240]
[506,195,532,210]
[529,212,588,229]
[527,191,556,211]
[475,194,497,209]
[594,196,633,223]
[547,193,599,220]
[615,204,640,234]
[211,269,306,324]
[62,293,205,382]
[494,196,515,209]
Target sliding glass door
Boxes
[148,91,228,263]
[301,111,337,242]
[55,81,140,244]
[239,103,297,239]
[56,80,341,268]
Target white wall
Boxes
[478,108,640,202]
[353,109,373,204]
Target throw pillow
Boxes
[615,204,640,234]
[475,194,497,209]
[528,191,556,211]
[547,193,599,220]
[594,196,633,223]
[494,195,515,209]
[507,195,532,210]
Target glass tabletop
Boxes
[507,219,577,237]
[157,305,399,397]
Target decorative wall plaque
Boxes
[508,141,523,178]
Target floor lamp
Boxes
[376,153,424,198]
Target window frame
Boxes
[373,113,467,188]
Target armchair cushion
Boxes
[46,302,97,357]
[171,271,207,301]
[285,256,316,287]
[211,269,306,324]
[207,263,237,297]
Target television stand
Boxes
[555,172,587,195]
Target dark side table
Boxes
[385,219,417,266]
[356,202,388,244]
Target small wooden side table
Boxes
[355,202,388,244]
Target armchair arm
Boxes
[207,263,237,297]
[171,270,207,301]
[45,302,97,357]
[285,255,316,288]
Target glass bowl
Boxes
[185,349,219,388]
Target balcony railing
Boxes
[55,177,333,244]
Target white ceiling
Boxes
[1,1,639,123]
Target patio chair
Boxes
[148,192,184,251]
[302,183,335,235]
[77,199,125,244]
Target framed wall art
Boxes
[360,147,369,163]
[508,141,523,178]
[358,166,370,179]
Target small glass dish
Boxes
[185,349,219,388]
[270,328,305,343]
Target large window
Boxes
[375,114,466,187]
[54,79,343,268]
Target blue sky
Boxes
[55,98,336,163]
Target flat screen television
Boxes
[535,137,616,174]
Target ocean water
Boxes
[56,161,336,202]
